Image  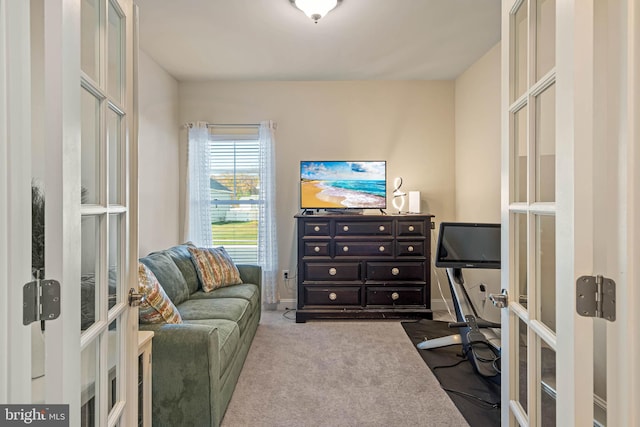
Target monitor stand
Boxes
[416,333,462,349]
[416,267,501,380]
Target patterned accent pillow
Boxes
[188,246,243,292]
[138,262,182,324]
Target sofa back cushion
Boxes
[165,244,201,294]
[139,251,190,306]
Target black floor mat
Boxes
[402,319,501,427]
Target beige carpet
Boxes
[221,310,469,427]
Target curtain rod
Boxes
[185,121,277,130]
[184,122,259,128]
[208,123,259,128]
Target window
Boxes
[209,136,260,264]
[188,121,278,304]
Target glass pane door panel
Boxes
[107,1,123,103]
[537,215,556,331]
[107,320,120,411]
[536,0,556,80]
[108,214,121,310]
[535,84,556,202]
[516,214,528,307]
[107,108,122,205]
[81,340,99,427]
[81,0,101,82]
[81,88,101,205]
[513,2,528,101]
[518,317,529,413]
[540,341,557,426]
[514,105,528,203]
[81,215,100,331]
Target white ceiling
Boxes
[135,0,501,81]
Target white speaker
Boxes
[408,191,421,213]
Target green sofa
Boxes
[138,243,262,427]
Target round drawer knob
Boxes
[343,246,349,252]
[379,246,385,252]
[408,246,414,252]
[314,226,320,232]
[329,292,337,301]
[391,267,400,276]
[408,225,415,232]
[379,225,385,231]
[314,246,321,253]
[329,268,337,276]
[343,225,349,232]
[391,292,400,301]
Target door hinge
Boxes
[23,279,61,325]
[576,275,615,322]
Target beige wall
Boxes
[454,42,501,223]
[179,81,457,301]
[138,51,181,256]
[453,42,501,321]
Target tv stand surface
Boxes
[301,209,389,216]
[294,213,434,322]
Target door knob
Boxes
[128,288,145,307]
[489,289,509,308]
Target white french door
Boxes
[76,0,138,425]
[501,0,640,425]
[1,0,139,425]
[0,0,33,404]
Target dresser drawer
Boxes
[335,221,393,236]
[335,241,393,257]
[303,286,361,306]
[304,222,330,236]
[305,262,360,281]
[366,262,425,281]
[366,286,425,306]
[304,242,330,256]
[397,221,425,236]
[396,241,424,256]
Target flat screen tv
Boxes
[435,222,501,269]
[300,161,387,210]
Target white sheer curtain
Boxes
[187,122,212,247]
[258,121,279,305]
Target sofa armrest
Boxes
[236,264,262,289]
[139,323,221,426]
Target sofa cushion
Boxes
[183,319,240,379]
[189,283,260,312]
[188,246,242,292]
[140,251,190,306]
[138,263,182,324]
[165,243,200,294]
[177,298,252,334]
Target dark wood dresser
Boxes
[295,213,434,323]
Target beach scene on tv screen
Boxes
[300,161,386,209]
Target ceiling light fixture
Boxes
[290,0,342,23]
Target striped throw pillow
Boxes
[138,262,182,324]
[188,246,243,292]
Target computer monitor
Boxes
[435,222,501,270]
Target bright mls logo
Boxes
[0,406,68,426]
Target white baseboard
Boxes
[274,298,452,313]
